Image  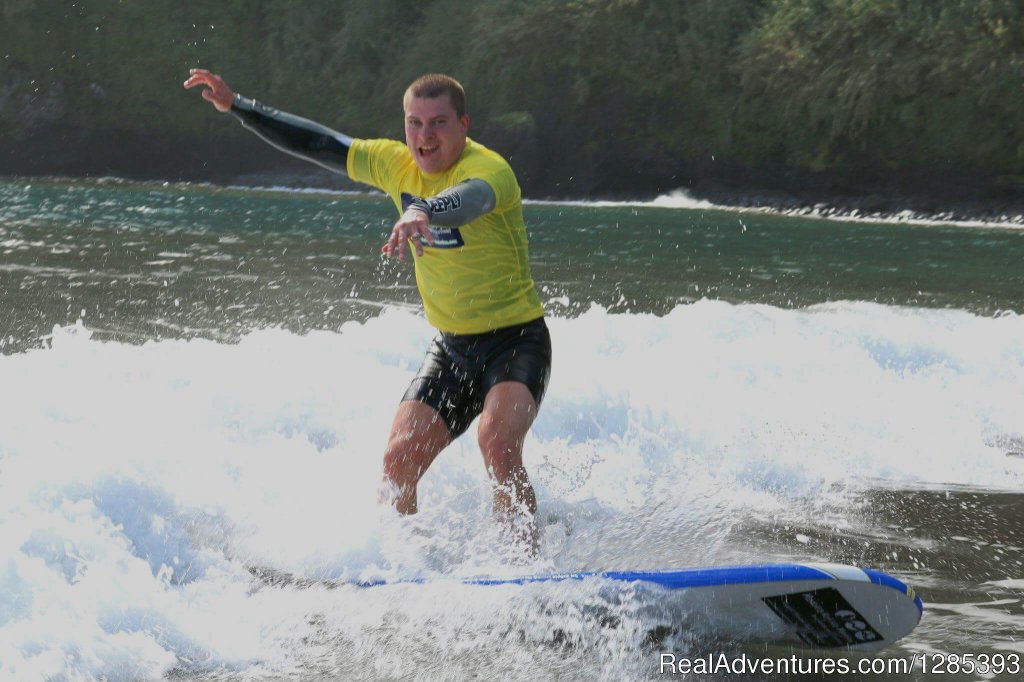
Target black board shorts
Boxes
[402,317,552,439]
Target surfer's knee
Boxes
[383,422,445,481]
[477,424,523,481]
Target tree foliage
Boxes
[1,0,1020,197]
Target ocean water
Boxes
[0,177,1022,681]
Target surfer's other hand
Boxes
[183,68,235,112]
[383,208,434,260]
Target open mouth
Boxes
[419,144,440,158]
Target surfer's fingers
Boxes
[183,71,215,88]
[417,221,434,247]
[383,227,403,259]
[404,222,427,256]
[184,70,229,95]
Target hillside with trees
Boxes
[2,0,1021,217]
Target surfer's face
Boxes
[404,95,469,175]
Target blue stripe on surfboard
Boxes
[351,563,921,614]
[599,564,836,589]
[861,567,925,617]
[313,564,921,620]
[424,563,837,589]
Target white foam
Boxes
[1,302,1021,677]
[526,188,717,211]
[526,190,1024,230]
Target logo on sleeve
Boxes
[427,191,462,214]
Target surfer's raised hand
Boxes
[183,69,235,112]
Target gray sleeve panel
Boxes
[229,94,352,175]
[405,179,498,227]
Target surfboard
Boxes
[250,562,923,652]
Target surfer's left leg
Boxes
[476,317,551,555]
[478,381,540,555]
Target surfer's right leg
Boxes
[384,335,469,514]
[381,400,451,515]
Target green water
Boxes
[1,177,1022,355]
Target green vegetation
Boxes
[1,0,1021,201]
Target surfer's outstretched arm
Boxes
[228,96,351,175]
[183,68,351,175]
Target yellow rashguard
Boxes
[347,137,544,334]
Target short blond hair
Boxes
[403,73,467,119]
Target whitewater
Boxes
[1,178,1022,680]
[1,302,1022,679]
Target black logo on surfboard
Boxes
[763,587,883,647]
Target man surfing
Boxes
[184,69,550,553]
